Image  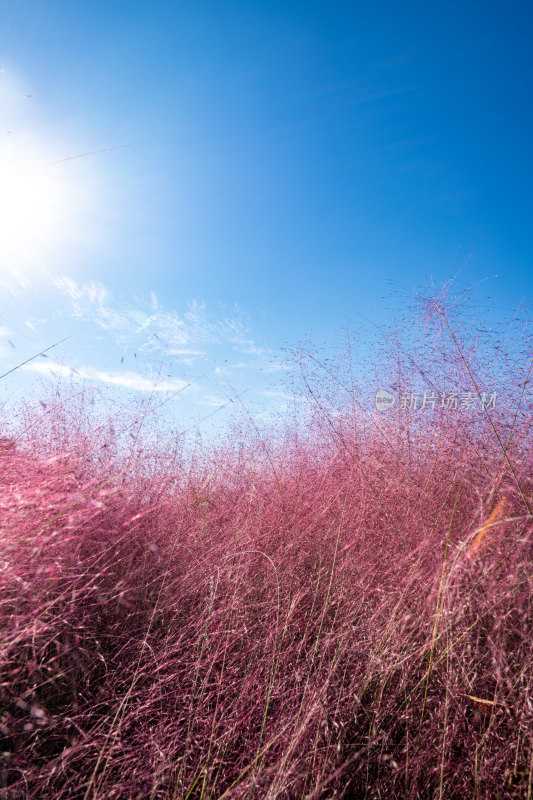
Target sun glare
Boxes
[0,140,79,270]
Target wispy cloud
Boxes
[25,317,49,332]
[199,393,234,408]
[2,271,288,426]
[51,275,268,362]
[23,360,191,393]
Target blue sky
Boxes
[1,1,532,432]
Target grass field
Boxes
[1,299,532,799]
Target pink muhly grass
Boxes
[0,293,532,799]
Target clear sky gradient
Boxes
[1,1,532,431]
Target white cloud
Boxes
[93,370,189,393]
[25,317,48,332]
[7,273,286,421]
[199,393,233,408]
[50,276,272,367]
[22,360,191,393]
[232,338,266,356]
[24,362,73,378]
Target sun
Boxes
[0,138,76,269]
